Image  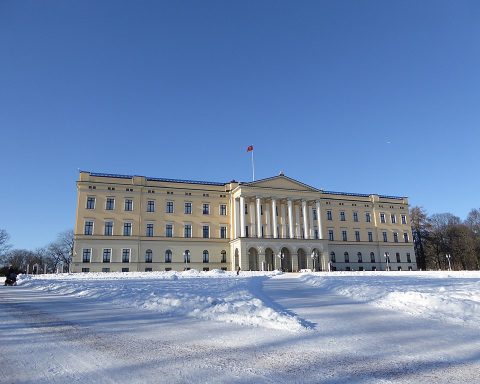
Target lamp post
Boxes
[311,250,318,272]
[277,251,285,271]
[384,252,390,271]
[446,254,452,271]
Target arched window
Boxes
[330,252,336,263]
[145,249,153,263]
[370,252,375,263]
[165,250,172,263]
[221,250,227,263]
[203,250,209,263]
[357,252,362,263]
[344,252,349,263]
[184,250,190,263]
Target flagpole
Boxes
[251,149,255,181]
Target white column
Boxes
[240,196,245,237]
[281,203,287,238]
[287,199,294,239]
[256,197,262,238]
[302,200,309,239]
[309,203,315,239]
[272,198,278,239]
[265,203,271,238]
[233,197,237,238]
[316,200,323,239]
[295,203,301,238]
[249,201,255,237]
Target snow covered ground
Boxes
[1,271,480,383]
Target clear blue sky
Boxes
[1,0,479,250]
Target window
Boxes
[355,231,360,242]
[221,250,227,263]
[245,226,249,238]
[328,230,334,241]
[366,212,371,223]
[380,213,386,223]
[166,224,173,238]
[368,232,373,242]
[342,230,347,241]
[145,249,153,263]
[345,266,351,271]
[82,249,91,263]
[407,253,412,263]
[146,223,154,237]
[396,253,401,263]
[86,197,96,209]
[353,212,358,222]
[165,250,172,263]
[145,268,152,272]
[102,268,110,273]
[122,268,129,272]
[220,226,227,239]
[184,224,192,238]
[330,252,336,263]
[404,232,409,243]
[340,211,346,221]
[165,201,173,213]
[122,249,130,263]
[103,249,111,263]
[123,222,132,236]
[124,199,133,211]
[314,229,319,239]
[203,250,209,263]
[147,200,155,212]
[203,225,210,238]
[245,204,248,214]
[370,252,375,263]
[357,252,362,263]
[344,252,349,263]
[327,210,332,220]
[106,198,115,210]
[184,250,191,263]
[82,268,90,273]
[382,231,388,242]
[220,204,227,216]
[104,221,113,236]
[84,221,93,235]
[203,204,210,215]
[393,232,399,243]
[391,214,396,224]
[312,208,317,220]
[401,215,407,225]
[185,202,192,214]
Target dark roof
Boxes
[83,171,226,186]
[82,171,406,199]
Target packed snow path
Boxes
[1,273,480,383]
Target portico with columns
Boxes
[229,174,329,272]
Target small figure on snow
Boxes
[4,266,17,286]
[236,266,241,276]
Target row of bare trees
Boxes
[411,207,480,271]
[0,229,73,275]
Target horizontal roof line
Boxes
[84,171,226,186]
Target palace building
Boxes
[72,171,417,273]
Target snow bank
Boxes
[299,271,480,328]
[17,271,304,332]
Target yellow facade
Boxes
[73,171,417,272]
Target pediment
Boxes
[242,175,320,192]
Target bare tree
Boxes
[410,206,429,270]
[0,229,11,260]
[47,230,74,272]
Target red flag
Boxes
[246,145,254,152]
